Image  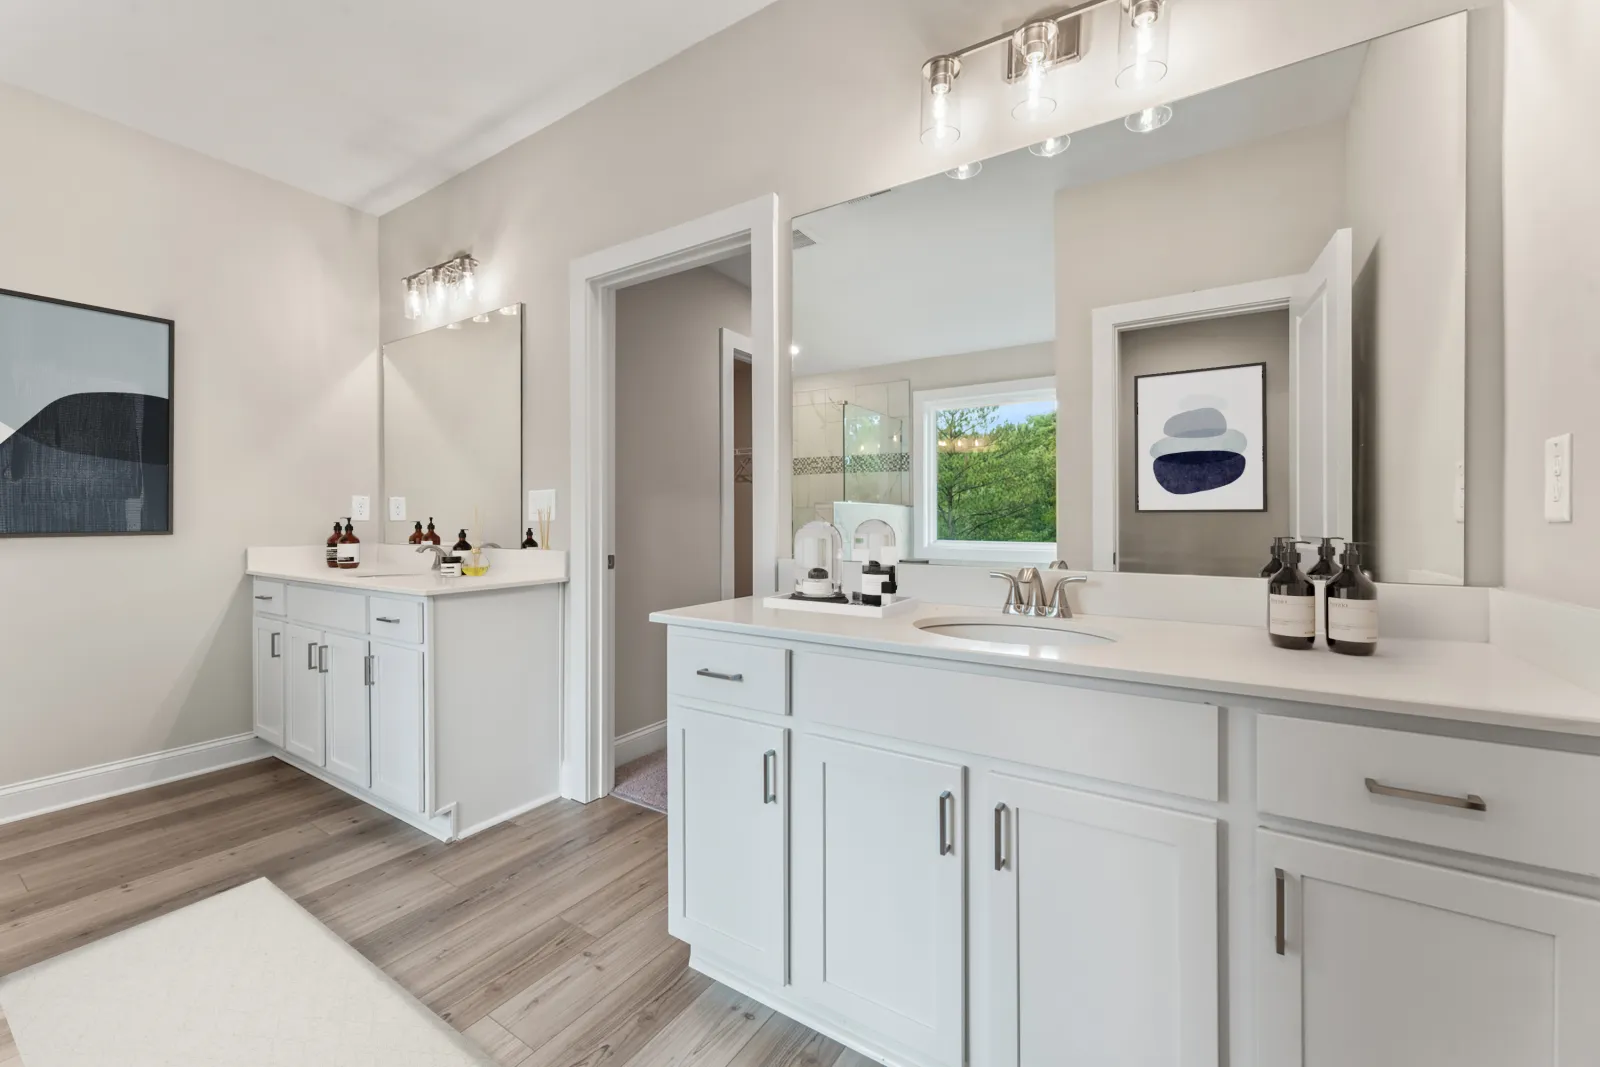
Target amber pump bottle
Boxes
[1325,542,1379,656]
[453,529,472,553]
[408,521,424,545]
[326,522,343,568]
[424,518,441,546]
[1266,539,1315,649]
[522,527,539,549]
[337,518,361,569]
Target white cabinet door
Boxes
[251,616,286,748]
[667,702,787,983]
[987,774,1218,1067]
[793,734,964,1067]
[283,623,326,766]
[370,640,425,812]
[323,631,371,789]
[1259,830,1600,1066]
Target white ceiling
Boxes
[792,42,1369,377]
[0,0,779,214]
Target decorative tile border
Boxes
[793,455,843,476]
[792,453,911,476]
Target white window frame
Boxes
[912,376,1059,564]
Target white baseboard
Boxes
[0,733,273,827]
[614,721,667,766]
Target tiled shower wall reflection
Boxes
[792,380,912,536]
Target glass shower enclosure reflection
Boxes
[791,402,910,537]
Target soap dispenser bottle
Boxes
[1326,541,1379,656]
[1307,537,1339,581]
[408,521,424,545]
[337,518,360,569]
[1267,539,1315,649]
[1259,537,1286,579]
[522,527,539,549]
[424,518,441,546]
[453,529,472,553]
[326,522,343,569]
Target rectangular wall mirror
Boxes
[381,305,523,548]
[792,11,1496,586]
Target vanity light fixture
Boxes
[1125,104,1173,132]
[1117,0,1170,89]
[946,161,983,180]
[472,313,491,323]
[920,56,963,146]
[498,304,519,316]
[400,254,480,320]
[1029,135,1071,158]
[1011,21,1060,121]
[789,343,802,357]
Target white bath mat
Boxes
[0,878,491,1067]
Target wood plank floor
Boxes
[0,759,862,1067]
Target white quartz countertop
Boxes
[247,546,567,597]
[651,597,1600,737]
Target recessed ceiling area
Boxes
[0,0,779,214]
[792,42,1368,376]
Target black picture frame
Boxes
[1133,360,1266,514]
[0,286,175,538]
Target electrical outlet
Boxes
[1545,434,1573,523]
[351,495,371,522]
[388,496,407,521]
[1454,461,1465,524]
[527,489,556,523]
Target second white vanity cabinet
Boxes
[251,614,286,748]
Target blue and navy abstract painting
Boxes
[1136,363,1265,512]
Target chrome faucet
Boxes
[416,544,446,571]
[1047,574,1089,619]
[991,567,1088,618]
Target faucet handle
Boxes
[1048,559,1070,570]
[1047,573,1089,618]
[989,571,1023,615]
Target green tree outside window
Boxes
[935,405,1056,543]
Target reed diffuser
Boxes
[536,506,552,550]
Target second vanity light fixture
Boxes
[402,254,478,321]
[922,0,1172,151]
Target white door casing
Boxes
[721,328,754,600]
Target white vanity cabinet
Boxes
[250,615,286,748]
[1257,830,1600,1065]
[369,639,425,812]
[791,735,966,1067]
[986,774,1218,1067]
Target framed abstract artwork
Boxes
[0,288,174,536]
[1135,362,1264,512]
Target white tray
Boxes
[762,594,919,619]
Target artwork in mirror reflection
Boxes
[791,12,1477,583]
[381,309,521,550]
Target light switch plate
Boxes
[351,495,371,522]
[528,489,556,523]
[388,496,407,521]
[1545,434,1573,523]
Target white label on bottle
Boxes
[1268,594,1316,638]
[861,574,887,596]
[338,543,360,566]
[1328,598,1379,643]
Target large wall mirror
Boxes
[792,11,1498,585]
[381,306,522,548]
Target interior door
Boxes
[667,701,788,982]
[323,632,371,789]
[1258,829,1600,1066]
[370,640,425,812]
[1290,228,1354,541]
[988,774,1218,1067]
[792,733,965,1067]
[251,616,286,748]
[283,623,325,766]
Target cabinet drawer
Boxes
[368,596,424,644]
[285,584,367,635]
[251,579,287,616]
[668,630,789,715]
[1258,715,1600,878]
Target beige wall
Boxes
[1346,14,1468,584]
[381,313,521,548]
[1057,120,1349,567]
[377,0,1488,571]
[1502,0,1600,608]
[614,266,750,741]
[1118,312,1291,578]
[0,83,378,788]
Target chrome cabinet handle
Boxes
[364,654,374,687]
[318,645,328,673]
[1365,777,1486,812]
[254,594,273,601]
[938,791,955,856]
[307,642,318,671]
[376,616,401,624]
[994,803,1009,871]
[762,749,778,804]
[270,632,280,659]
[1274,868,1287,955]
[696,668,744,682]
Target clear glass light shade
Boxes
[458,259,476,300]
[1117,0,1170,89]
[1029,135,1071,158]
[1011,57,1058,121]
[920,57,962,147]
[1125,104,1173,133]
[498,304,519,316]
[946,161,982,180]
[403,279,425,320]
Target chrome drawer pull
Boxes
[994,803,1009,872]
[695,668,744,682]
[307,643,318,671]
[376,616,401,624]
[1365,777,1486,812]
[270,632,280,659]
[1274,868,1287,956]
[938,791,955,856]
[762,749,778,804]
[254,594,273,601]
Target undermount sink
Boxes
[914,616,1115,651]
